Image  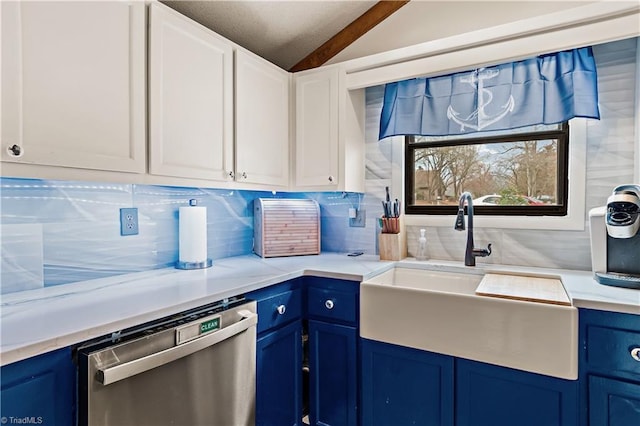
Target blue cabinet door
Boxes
[256,320,303,426]
[0,348,75,426]
[456,358,579,426]
[308,320,357,426]
[360,339,454,426]
[589,375,640,425]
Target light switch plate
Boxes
[349,209,366,227]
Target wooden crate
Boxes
[254,198,320,257]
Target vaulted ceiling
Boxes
[160,1,599,73]
[160,1,407,71]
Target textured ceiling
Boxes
[161,1,377,70]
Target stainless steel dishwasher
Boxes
[78,297,257,426]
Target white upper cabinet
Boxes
[235,50,290,187]
[294,67,340,188]
[148,3,233,182]
[1,2,364,190]
[294,66,364,192]
[1,1,146,173]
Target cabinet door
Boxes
[456,358,579,426]
[148,3,233,181]
[589,375,640,426]
[0,348,75,426]
[235,50,289,187]
[308,320,357,426]
[361,339,454,426]
[294,67,340,189]
[1,1,145,172]
[256,321,303,426]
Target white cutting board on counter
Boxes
[475,273,572,306]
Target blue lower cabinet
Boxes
[361,339,579,426]
[360,339,454,426]
[589,375,640,425]
[308,320,357,426]
[249,279,304,426]
[580,308,640,426]
[456,359,579,426]
[256,320,303,426]
[0,347,75,426]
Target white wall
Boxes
[327,1,596,65]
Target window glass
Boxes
[405,123,568,215]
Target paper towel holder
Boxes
[175,199,213,270]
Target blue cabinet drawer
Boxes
[307,286,357,324]
[586,325,640,377]
[582,309,640,380]
[252,287,303,335]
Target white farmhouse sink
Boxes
[361,267,578,379]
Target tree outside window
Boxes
[405,123,568,215]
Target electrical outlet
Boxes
[349,209,366,228]
[120,208,139,236]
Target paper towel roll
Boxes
[179,204,207,263]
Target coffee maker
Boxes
[589,184,640,289]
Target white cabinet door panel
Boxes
[1,1,145,173]
[235,50,289,187]
[294,67,339,188]
[149,3,233,181]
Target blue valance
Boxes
[379,47,600,139]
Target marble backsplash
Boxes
[0,179,375,293]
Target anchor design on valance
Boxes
[446,68,515,132]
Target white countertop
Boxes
[1,253,638,366]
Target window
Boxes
[404,123,569,216]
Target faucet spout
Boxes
[454,192,492,266]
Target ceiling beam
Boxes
[289,1,410,73]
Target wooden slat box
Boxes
[254,198,321,258]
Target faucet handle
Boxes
[473,243,492,258]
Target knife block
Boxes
[378,216,406,261]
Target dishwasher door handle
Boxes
[97,310,257,386]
